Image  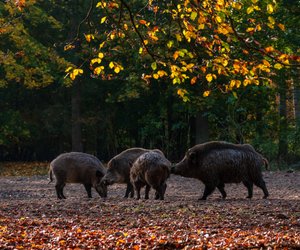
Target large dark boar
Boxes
[130,151,171,200]
[171,141,269,200]
[101,148,152,198]
[49,152,107,199]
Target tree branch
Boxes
[119,0,157,61]
[228,15,300,68]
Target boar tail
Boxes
[263,157,269,170]
[48,166,53,184]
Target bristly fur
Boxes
[172,141,269,200]
[130,151,170,200]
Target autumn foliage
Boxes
[63,0,300,100]
[0,167,299,249]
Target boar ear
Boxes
[189,152,197,165]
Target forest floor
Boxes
[0,166,299,249]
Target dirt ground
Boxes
[0,171,299,249]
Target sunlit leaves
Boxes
[109,61,124,73]
[177,88,189,102]
[64,44,75,51]
[82,0,299,101]
[69,68,83,80]
[100,16,107,24]
[203,90,211,97]
[267,4,274,14]
[206,74,216,83]
[84,34,94,42]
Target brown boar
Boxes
[130,150,171,200]
[171,141,269,200]
[101,148,153,198]
[49,152,107,199]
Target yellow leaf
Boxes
[153,73,159,79]
[243,79,251,86]
[252,0,258,3]
[216,16,222,23]
[246,27,255,33]
[98,52,104,59]
[99,42,105,49]
[247,6,254,14]
[177,88,187,97]
[94,66,104,75]
[190,12,197,21]
[91,58,102,65]
[101,16,107,24]
[139,47,143,54]
[65,66,73,73]
[151,62,157,70]
[114,67,120,73]
[64,44,75,51]
[222,59,228,67]
[96,2,106,8]
[157,70,167,77]
[268,16,275,25]
[70,72,75,80]
[256,24,262,31]
[175,33,182,42]
[109,62,114,69]
[267,4,274,14]
[206,74,213,82]
[167,41,174,48]
[203,90,210,97]
[230,80,236,88]
[84,34,94,42]
[274,63,283,70]
[232,2,242,10]
[278,23,285,31]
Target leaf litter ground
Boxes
[0,171,299,249]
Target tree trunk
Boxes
[71,79,83,152]
[293,71,300,126]
[194,113,209,144]
[278,73,288,164]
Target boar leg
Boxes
[55,182,66,199]
[84,184,92,198]
[253,179,269,199]
[243,180,253,199]
[133,181,143,200]
[124,183,134,198]
[217,183,227,199]
[200,184,216,200]
[145,185,151,199]
[155,183,167,200]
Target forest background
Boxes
[0,0,299,169]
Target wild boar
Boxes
[101,148,153,198]
[49,152,107,199]
[130,150,171,200]
[171,141,269,200]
